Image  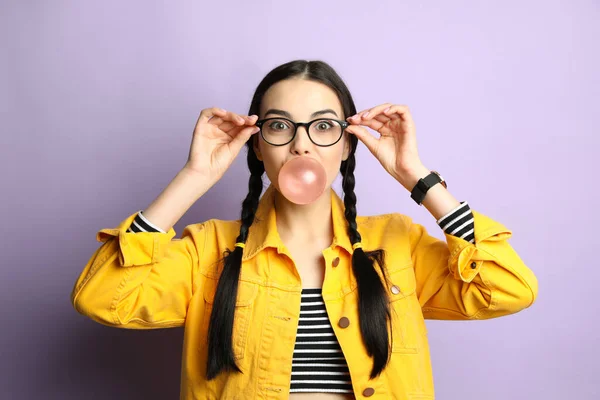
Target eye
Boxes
[315,120,335,131]
[267,120,292,131]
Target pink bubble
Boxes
[277,157,327,205]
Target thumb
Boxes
[229,125,259,155]
[345,125,379,155]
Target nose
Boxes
[290,125,312,155]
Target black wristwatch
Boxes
[410,171,447,205]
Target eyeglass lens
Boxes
[261,118,343,146]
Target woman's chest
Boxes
[285,244,327,288]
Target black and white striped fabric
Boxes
[290,288,353,394]
[436,201,475,244]
[127,210,166,233]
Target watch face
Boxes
[432,171,447,188]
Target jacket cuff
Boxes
[96,211,176,267]
[444,209,512,282]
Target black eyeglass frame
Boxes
[254,117,350,147]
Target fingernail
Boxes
[362,111,370,118]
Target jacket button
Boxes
[338,317,350,328]
[362,387,375,397]
[332,257,340,267]
[471,261,477,269]
[390,285,400,295]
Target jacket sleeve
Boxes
[405,206,538,320]
[70,211,206,329]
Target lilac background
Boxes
[1,0,598,398]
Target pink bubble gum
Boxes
[277,157,327,205]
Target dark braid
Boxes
[341,154,361,244]
[206,148,264,380]
[235,150,265,244]
[342,152,392,379]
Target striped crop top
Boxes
[290,288,353,394]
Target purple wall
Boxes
[2,1,597,398]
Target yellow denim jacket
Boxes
[70,184,538,399]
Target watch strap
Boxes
[410,171,445,205]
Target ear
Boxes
[341,132,351,161]
[253,134,263,161]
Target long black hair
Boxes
[206,60,392,380]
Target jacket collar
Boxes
[242,184,353,261]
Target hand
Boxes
[344,103,428,190]
[184,107,259,184]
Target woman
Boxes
[71,60,538,399]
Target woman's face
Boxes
[253,78,351,193]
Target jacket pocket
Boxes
[386,264,428,353]
[202,278,258,360]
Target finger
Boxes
[234,113,258,125]
[229,125,260,154]
[345,125,379,156]
[355,103,391,118]
[223,110,247,126]
[203,113,236,131]
[206,108,256,127]
[350,108,369,118]
[361,103,395,121]
[347,109,368,123]
[234,113,258,126]
[382,105,413,123]
[246,114,259,125]
[347,103,393,124]
[352,117,387,132]
[373,115,392,124]
[210,114,258,128]
[208,118,257,140]
[216,120,238,132]
[381,108,402,119]
[207,115,225,125]
[198,107,227,124]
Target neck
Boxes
[274,187,334,246]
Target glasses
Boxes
[255,117,349,147]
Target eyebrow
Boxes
[263,108,339,119]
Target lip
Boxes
[285,155,318,162]
[282,155,319,166]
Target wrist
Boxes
[178,167,214,198]
[398,165,431,192]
